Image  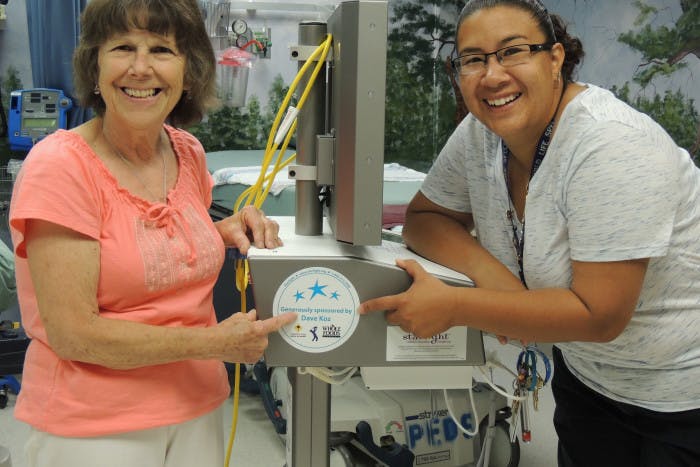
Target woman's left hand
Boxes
[215,205,283,254]
[358,258,456,338]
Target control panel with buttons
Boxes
[8,88,72,151]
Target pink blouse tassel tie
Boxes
[144,204,198,265]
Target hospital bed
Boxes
[206,149,426,227]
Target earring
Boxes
[93,84,101,95]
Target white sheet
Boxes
[211,162,426,195]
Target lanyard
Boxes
[501,82,567,287]
[501,119,555,287]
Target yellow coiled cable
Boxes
[224,33,333,467]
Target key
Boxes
[520,391,532,443]
[510,387,521,443]
[511,386,521,421]
[533,375,544,411]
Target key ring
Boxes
[518,345,552,385]
[517,347,538,391]
[525,345,552,385]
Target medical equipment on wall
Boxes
[8,88,72,151]
[217,47,255,107]
[201,3,273,109]
[200,1,230,50]
[230,18,271,59]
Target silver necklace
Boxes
[110,142,167,203]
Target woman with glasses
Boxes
[360,0,700,465]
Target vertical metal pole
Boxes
[288,368,331,467]
[295,21,326,236]
[290,25,330,467]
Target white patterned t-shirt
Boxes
[421,84,700,412]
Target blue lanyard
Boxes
[501,118,555,287]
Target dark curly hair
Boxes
[457,0,584,83]
[72,0,218,127]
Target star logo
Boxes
[294,290,305,302]
[308,280,328,300]
[330,291,340,300]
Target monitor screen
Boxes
[23,117,57,129]
[324,0,387,246]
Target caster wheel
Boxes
[477,419,520,467]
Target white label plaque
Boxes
[386,326,468,361]
[273,267,360,353]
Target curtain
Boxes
[26,0,89,128]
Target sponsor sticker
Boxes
[273,267,360,353]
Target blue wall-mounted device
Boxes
[8,88,72,151]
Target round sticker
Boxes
[273,267,360,353]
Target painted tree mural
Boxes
[615,0,699,162]
[385,0,463,171]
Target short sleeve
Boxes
[10,132,103,258]
[420,119,474,213]
[565,122,679,261]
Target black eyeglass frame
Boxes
[451,43,554,76]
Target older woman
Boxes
[10,0,294,465]
[360,0,700,465]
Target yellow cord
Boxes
[235,32,332,212]
[224,33,333,467]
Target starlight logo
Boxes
[402,332,451,344]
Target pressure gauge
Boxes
[232,18,248,35]
[235,33,251,49]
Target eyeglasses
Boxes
[452,43,554,76]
